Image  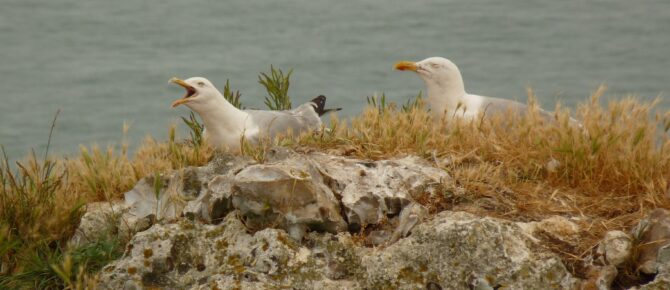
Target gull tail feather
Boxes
[310,95,342,116]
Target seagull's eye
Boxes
[197,81,205,87]
[431,63,440,69]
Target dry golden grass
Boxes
[1,125,212,288]
[63,126,213,202]
[2,86,669,286]
[295,86,670,278]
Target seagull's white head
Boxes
[395,57,465,92]
[169,77,222,110]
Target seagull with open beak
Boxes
[169,77,339,152]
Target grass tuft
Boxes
[259,65,293,110]
[222,79,243,109]
[181,112,205,147]
[1,76,668,287]
[294,86,670,281]
[1,121,211,287]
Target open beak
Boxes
[169,77,197,108]
[394,61,418,72]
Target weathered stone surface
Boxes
[97,210,582,289]
[519,215,581,246]
[622,209,670,290]
[231,155,347,240]
[123,173,178,221]
[69,201,129,248]
[631,209,670,275]
[597,230,632,267]
[581,265,618,290]
[361,202,427,247]
[635,272,670,290]
[120,150,449,242]
[387,202,427,245]
[310,153,448,229]
[181,154,255,223]
[580,230,632,290]
[597,265,618,290]
[90,150,608,289]
[69,200,159,248]
[97,212,362,289]
[124,154,254,226]
[362,211,578,290]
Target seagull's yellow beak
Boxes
[394,61,418,72]
[169,77,196,108]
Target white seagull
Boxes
[170,77,339,152]
[395,57,576,124]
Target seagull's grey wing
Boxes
[288,98,327,125]
[290,102,319,117]
[480,97,554,121]
[480,97,582,126]
[245,109,321,139]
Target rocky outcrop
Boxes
[628,209,670,289]
[579,210,670,290]
[97,213,359,290]
[597,231,633,268]
[362,211,578,289]
[98,149,447,245]
[127,154,254,224]
[308,153,448,229]
[230,154,347,240]
[70,149,670,289]
[69,201,130,248]
[632,209,670,275]
[97,211,578,289]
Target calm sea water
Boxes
[1,0,669,158]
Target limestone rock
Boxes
[361,211,579,289]
[634,272,670,290]
[124,153,254,225]
[623,209,670,290]
[362,202,428,247]
[185,175,235,223]
[387,202,427,245]
[69,201,129,248]
[123,172,178,221]
[181,154,254,223]
[631,209,670,275]
[519,215,581,246]
[310,153,448,229]
[97,212,362,289]
[98,210,580,289]
[581,265,617,290]
[596,230,632,267]
[69,200,157,248]
[595,266,618,290]
[91,150,595,289]
[231,155,347,240]
[122,149,448,241]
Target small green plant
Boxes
[366,93,391,113]
[223,79,243,109]
[2,242,65,289]
[401,91,424,112]
[366,91,424,115]
[0,238,123,290]
[152,171,164,218]
[0,110,72,274]
[181,112,205,147]
[239,135,267,163]
[259,65,293,110]
[1,110,216,288]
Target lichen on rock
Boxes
[69,149,670,289]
